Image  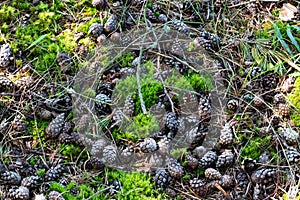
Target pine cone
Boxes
[11,115,27,135]
[219,124,233,146]
[182,92,198,114]
[236,171,249,190]
[48,191,65,200]
[57,51,73,73]
[154,168,171,189]
[220,174,233,188]
[21,176,40,188]
[273,93,286,104]
[58,132,73,143]
[241,158,257,172]
[104,14,118,33]
[75,114,90,132]
[279,127,299,145]
[92,0,105,10]
[0,76,14,92]
[276,103,290,117]
[185,154,199,169]
[204,168,221,180]
[199,151,217,169]
[190,178,207,196]
[7,186,30,200]
[167,158,184,179]
[196,32,221,51]
[227,99,239,112]
[88,23,104,41]
[251,168,276,184]
[280,76,295,93]
[102,145,117,164]
[253,183,266,200]
[0,170,21,185]
[138,137,158,153]
[171,18,190,34]
[109,180,122,195]
[186,126,207,145]
[112,109,123,125]
[194,37,214,51]
[45,113,65,138]
[120,146,134,164]
[258,152,270,164]
[95,93,112,115]
[164,112,179,132]
[145,8,157,21]
[36,107,52,120]
[285,147,300,164]
[45,164,64,181]
[247,67,263,79]
[253,95,264,108]
[86,156,105,170]
[123,95,135,116]
[90,139,107,157]
[198,94,211,122]
[158,14,167,23]
[260,72,279,96]
[216,150,234,168]
[59,177,69,187]
[71,132,93,146]
[0,43,12,68]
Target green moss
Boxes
[288,77,300,127]
[59,144,86,162]
[0,5,19,23]
[108,170,166,200]
[28,157,39,165]
[125,113,159,139]
[170,148,187,159]
[27,119,49,148]
[57,29,77,54]
[112,128,138,143]
[115,61,163,114]
[115,52,135,68]
[133,82,163,114]
[239,135,277,162]
[185,72,214,92]
[37,169,45,176]
[75,18,101,34]
[49,170,165,200]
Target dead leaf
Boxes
[279,3,298,21]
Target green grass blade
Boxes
[273,23,293,56]
[26,33,49,50]
[287,25,300,52]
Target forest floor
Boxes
[0,0,300,199]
